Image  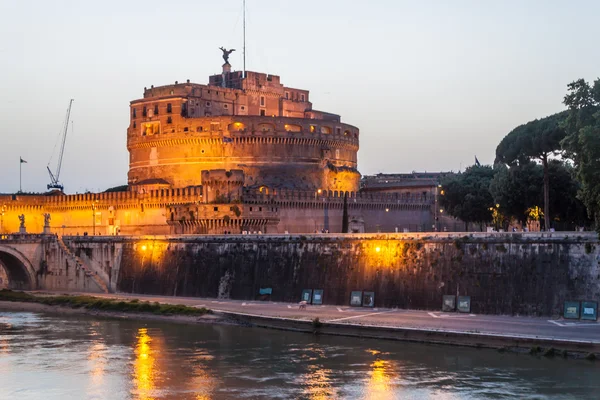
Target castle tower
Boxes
[127,56,360,193]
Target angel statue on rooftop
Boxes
[219,47,235,64]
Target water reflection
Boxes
[365,358,397,400]
[87,340,107,386]
[188,363,216,400]
[302,364,336,399]
[1,311,600,400]
[133,327,157,400]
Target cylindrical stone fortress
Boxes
[127,70,360,192]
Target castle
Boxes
[0,59,452,236]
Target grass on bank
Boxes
[0,289,211,316]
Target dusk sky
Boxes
[1,0,598,194]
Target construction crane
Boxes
[47,99,74,191]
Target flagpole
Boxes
[19,157,22,193]
[243,0,246,77]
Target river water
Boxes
[0,310,598,399]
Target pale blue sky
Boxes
[0,0,598,193]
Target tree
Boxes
[490,162,542,226]
[439,165,495,231]
[495,111,567,231]
[561,78,600,230]
[547,160,589,229]
[490,160,589,230]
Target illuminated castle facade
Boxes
[128,68,360,193]
[0,64,441,236]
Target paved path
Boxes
[40,292,600,344]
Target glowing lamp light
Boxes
[317,189,322,194]
[375,247,381,253]
[141,245,147,252]
[385,208,389,212]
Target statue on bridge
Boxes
[18,214,26,234]
[43,213,51,234]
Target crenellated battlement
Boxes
[242,188,433,210]
[0,188,205,212]
[128,115,359,148]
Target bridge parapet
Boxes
[0,234,54,243]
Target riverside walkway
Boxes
[36,291,600,345]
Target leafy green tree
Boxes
[561,78,600,230]
[495,111,567,231]
[490,160,589,230]
[439,165,495,231]
[490,162,542,226]
[547,161,589,229]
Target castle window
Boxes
[260,109,266,116]
[224,104,228,109]
[133,122,136,128]
[301,94,305,102]
[167,117,172,124]
[249,207,253,211]
[336,127,341,135]
[214,207,219,211]
[167,103,172,113]
[259,207,262,211]
[197,126,202,132]
[241,106,245,111]
[285,92,289,99]
[310,125,316,133]
[184,127,189,132]
[154,105,159,115]
[132,108,137,118]
[142,106,147,117]
[206,102,211,107]
[260,96,265,106]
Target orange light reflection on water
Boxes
[302,364,337,399]
[365,358,397,400]
[188,353,217,400]
[133,328,157,400]
[87,340,107,386]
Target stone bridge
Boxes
[0,234,107,293]
[0,234,48,289]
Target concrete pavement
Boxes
[47,291,600,344]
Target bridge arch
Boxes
[0,245,38,290]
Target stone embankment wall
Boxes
[66,233,600,316]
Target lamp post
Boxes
[314,189,322,232]
[434,184,442,232]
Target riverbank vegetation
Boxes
[0,290,211,316]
